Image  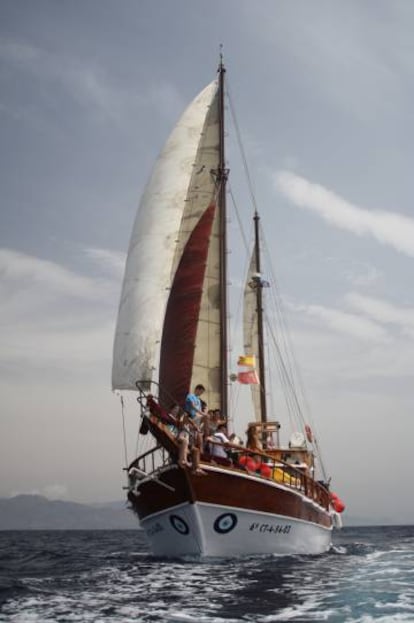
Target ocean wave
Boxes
[1,527,414,622]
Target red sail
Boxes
[159,204,216,407]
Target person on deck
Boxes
[227,433,242,462]
[199,401,212,450]
[177,412,191,467]
[165,404,180,434]
[209,408,226,435]
[209,424,230,459]
[176,411,204,473]
[213,408,226,425]
[246,424,263,452]
[184,384,205,422]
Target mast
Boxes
[253,211,267,423]
[218,53,229,418]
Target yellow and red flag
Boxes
[237,355,256,367]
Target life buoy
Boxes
[330,491,345,513]
[238,455,258,472]
[305,424,313,443]
[260,463,272,478]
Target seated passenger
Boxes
[246,424,263,452]
[209,424,230,459]
[213,408,226,427]
[166,404,180,433]
[169,404,180,420]
[229,433,241,445]
[177,412,191,467]
[200,404,213,450]
[227,433,242,462]
[177,411,204,472]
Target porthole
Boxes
[214,512,238,534]
[169,514,189,535]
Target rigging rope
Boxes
[119,394,129,469]
[226,82,329,479]
[227,185,253,430]
[227,82,259,214]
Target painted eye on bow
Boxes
[214,513,238,534]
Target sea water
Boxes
[0,526,413,622]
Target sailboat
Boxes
[112,59,344,557]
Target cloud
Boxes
[0,248,103,300]
[275,171,414,257]
[146,82,185,121]
[346,292,414,333]
[279,290,414,394]
[287,291,414,348]
[0,248,121,371]
[286,317,414,390]
[0,36,183,126]
[293,302,389,343]
[84,248,126,279]
[0,39,39,63]
[1,321,114,367]
[0,37,130,121]
[342,263,383,288]
[244,3,405,121]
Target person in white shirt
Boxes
[209,424,230,459]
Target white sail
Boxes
[243,247,262,421]
[112,81,218,390]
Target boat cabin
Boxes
[248,420,315,474]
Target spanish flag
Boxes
[237,355,256,367]
[237,370,260,385]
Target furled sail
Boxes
[112,81,219,391]
[243,247,262,421]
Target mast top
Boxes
[218,44,226,74]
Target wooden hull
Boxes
[128,463,333,557]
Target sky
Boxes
[1,0,414,524]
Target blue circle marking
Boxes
[169,514,190,535]
[214,512,238,534]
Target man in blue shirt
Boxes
[184,384,205,421]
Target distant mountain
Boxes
[0,495,139,530]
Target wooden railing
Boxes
[205,439,331,510]
[131,383,331,511]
